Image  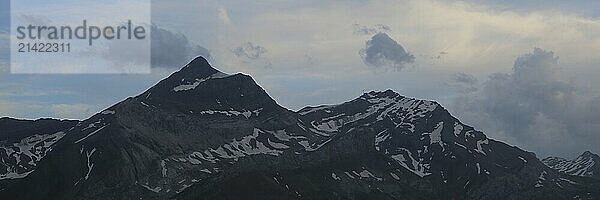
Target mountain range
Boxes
[543,151,600,180]
[0,57,598,199]
[0,118,77,189]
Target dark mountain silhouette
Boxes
[0,118,77,190]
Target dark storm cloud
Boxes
[232,42,267,61]
[151,25,212,68]
[360,33,415,70]
[353,23,391,35]
[479,48,574,132]
[452,48,600,157]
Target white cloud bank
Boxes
[451,48,600,158]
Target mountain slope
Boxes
[294,90,600,199]
[543,151,600,180]
[1,57,599,200]
[0,118,78,189]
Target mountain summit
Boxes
[543,151,600,179]
[1,57,599,200]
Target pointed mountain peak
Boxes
[178,56,222,77]
[361,89,403,99]
[544,151,599,179]
[136,56,284,115]
[581,151,598,159]
[144,56,231,95]
[189,56,210,66]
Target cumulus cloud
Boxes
[453,72,478,85]
[87,25,211,72]
[151,25,212,68]
[451,48,600,157]
[353,23,391,35]
[446,72,479,94]
[360,33,415,70]
[232,42,267,62]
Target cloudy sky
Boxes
[0,0,599,158]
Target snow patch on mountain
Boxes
[298,105,334,115]
[75,125,108,144]
[390,148,432,177]
[543,151,598,178]
[197,108,262,119]
[140,183,162,193]
[101,110,115,115]
[0,131,66,180]
[428,122,444,146]
[84,148,97,180]
[173,72,230,92]
[182,128,286,164]
[306,91,438,139]
[331,172,341,181]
